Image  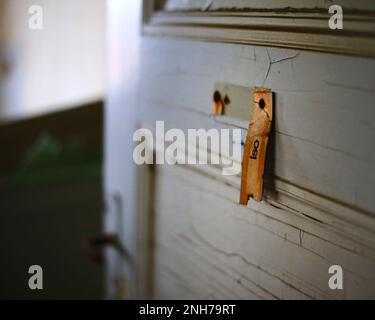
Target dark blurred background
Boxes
[0,0,106,299]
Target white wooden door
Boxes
[106,0,375,299]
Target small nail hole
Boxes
[259,98,266,109]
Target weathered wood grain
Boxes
[146,1,375,58]
[165,0,375,12]
[106,0,375,300]
[151,165,375,299]
[135,37,375,299]
[139,39,375,215]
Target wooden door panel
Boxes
[137,38,375,299]
[106,1,375,299]
[151,165,375,299]
[139,39,375,215]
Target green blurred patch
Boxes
[9,132,102,189]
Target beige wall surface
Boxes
[0,0,106,120]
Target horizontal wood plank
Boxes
[151,165,375,299]
[164,0,375,12]
[139,38,375,214]
[145,8,375,57]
